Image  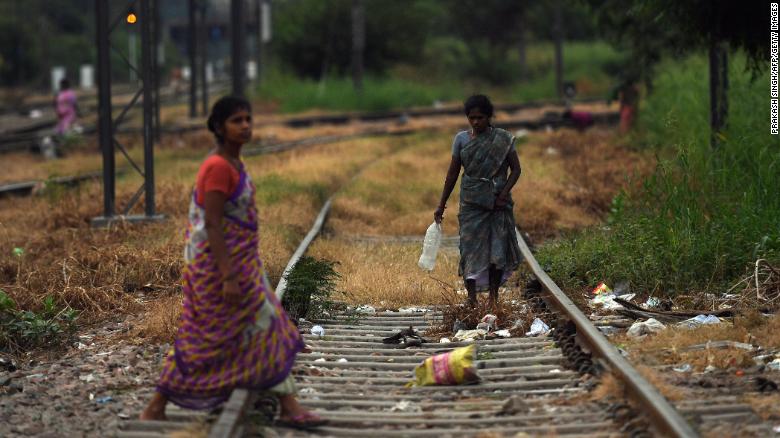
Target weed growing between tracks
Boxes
[309,239,461,307]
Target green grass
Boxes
[253,174,329,206]
[508,41,622,102]
[537,53,780,297]
[255,41,620,112]
[256,73,466,113]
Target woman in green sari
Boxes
[434,95,522,307]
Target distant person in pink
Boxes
[54,78,78,135]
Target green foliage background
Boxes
[538,54,780,296]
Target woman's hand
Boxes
[494,194,509,210]
[223,278,242,306]
[434,205,445,224]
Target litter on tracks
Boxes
[525,318,550,336]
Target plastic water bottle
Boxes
[418,222,442,271]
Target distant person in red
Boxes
[562,109,594,131]
[618,82,639,133]
[54,78,78,136]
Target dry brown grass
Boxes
[590,366,684,402]
[308,239,461,307]
[325,127,652,242]
[134,294,182,343]
[0,181,187,323]
[743,394,780,421]
[517,128,654,239]
[616,317,777,371]
[0,128,401,345]
[307,126,653,308]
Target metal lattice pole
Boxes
[199,2,209,116]
[140,0,156,216]
[188,0,198,118]
[95,0,115,218]
[231,0,246,96]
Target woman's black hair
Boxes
[463,94,494,117]
[207,95,252,143]
[59,78,71,90]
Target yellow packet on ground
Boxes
[407,344,480,387]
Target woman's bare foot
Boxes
[277,394,327,429]
[139,392,168,421]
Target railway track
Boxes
[1,96,772,437]
[113,143,700,437]
[0,97,610,154]
[0,105,619,199]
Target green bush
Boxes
[281,256,341,322]
[538,53,780,296]
[0,290,79,352]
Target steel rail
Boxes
[514,229,698,438]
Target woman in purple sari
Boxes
[140,96,325,430]
[54,78,78,135]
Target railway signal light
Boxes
[127,8,137,25]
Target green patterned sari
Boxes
[457,127,522,290]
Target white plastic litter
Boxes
[418,222,442,271]
[310,325,325,337]
[480,314,498,331]
[678,314,722,328]
[525,318,550,337]
[768,359,780,371]
[79,374,95,383]
[439,338,451,343]
[704,365,717,373]
[673,364,692,373]
[337,358,348,363]
[588,293,623,310]
[453,329,487,342]
[390,400,418,412]
[314,358,327,363]
[398,307,429,313]
[642,297,661,308]
[514,129,529,139]
[627,318,666,338]
[548,369,562,374]
[494,329,511,338]
[299,387,317,394]
[29,109,43,119]
[354,305,376,314]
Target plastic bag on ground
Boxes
[478,314,497,332]
[453,329,487,342]
[407,344,480,387]
[678,314,722,328]
[588,293,623,310]
[418,222,442,271]
[627,318,666,338]
[525,318,550,336]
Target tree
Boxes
[0,0,93,87]
[351,0,365,92]
[588,0,768,147]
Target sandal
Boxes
[276,412,329,430]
